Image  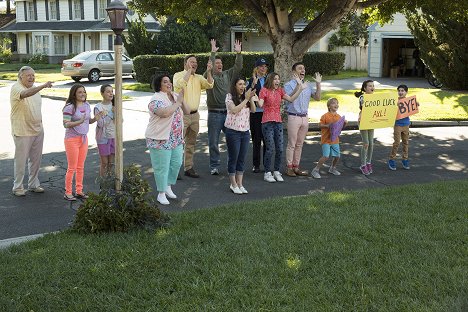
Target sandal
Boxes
[63,194,77,201]
[76,193,89,199]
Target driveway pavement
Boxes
[1,76,466,242]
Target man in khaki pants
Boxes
[10,66,52,196]
[174,55,214,178]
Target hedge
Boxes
[133,52,345,84]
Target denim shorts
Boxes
[321,143,340,157]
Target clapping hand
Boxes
[207,60,213,72]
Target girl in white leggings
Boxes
[355,80,375,175]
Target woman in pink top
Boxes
[258,72,305,183]
[225,77,257,194]
[62,84,104,201]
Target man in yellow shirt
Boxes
[10,66,52,196]
[173,55,214,178]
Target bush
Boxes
[27,54,49,64]
[72,164,170,233]
[134,52,345,83]
[0,49,12,63]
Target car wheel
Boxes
[71,76,82,82]
[88,69,101,82]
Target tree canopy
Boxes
[128,0,468,88]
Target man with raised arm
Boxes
[205,39,243,175]
[284,62,322,177]
[173,55,214,178]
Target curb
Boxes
[0,233,47,249]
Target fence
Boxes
[334,46,368,71]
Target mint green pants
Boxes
[149,144,183,192]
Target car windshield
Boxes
[72,51,95,60]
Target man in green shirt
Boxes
[205,39,243,175]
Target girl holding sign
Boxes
[355,80,375,175]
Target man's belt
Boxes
[288,112,307,117]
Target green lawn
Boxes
[0,63,70,83]
[311,88,468,121]
[0,180,466,311]
[307,70,368,81]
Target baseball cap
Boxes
[254,58,269,67]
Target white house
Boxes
[0,0,159,63]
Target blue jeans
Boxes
[225,128,250,175]
[262,122,283,172]
[207,112,227,170]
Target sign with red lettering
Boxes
[396,96,419,119]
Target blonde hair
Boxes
[327,98,338,112]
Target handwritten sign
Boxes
[359,93,399,130]
[396,95,419,119]
[330,116,345,142]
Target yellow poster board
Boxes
[359,93,399,130]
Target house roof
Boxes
[0,20,161,33]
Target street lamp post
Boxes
[106,0,128,191]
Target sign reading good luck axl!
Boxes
[396,95,419,119]
[359,93,399,130]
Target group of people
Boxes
[10,43,414,206]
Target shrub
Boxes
[72,164,170,233]
[0,49,12,63]
[134,52,345,83]
[123,16,158,58]
[27,54,49,64]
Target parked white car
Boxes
[61,50,135,82]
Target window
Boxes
[50,1,57,20]
[96,52,113,61]
[99,0,107,18]
[28,2,35,21]
[73,0,81,19]
[34,35,49,54]
[54,35,65,54]
[72,35,81,54]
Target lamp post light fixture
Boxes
[106,0,128,191]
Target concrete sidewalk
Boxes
[1,76,466,246]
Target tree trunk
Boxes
[270,33,304,82]
[7,0,11,15]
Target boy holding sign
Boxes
[388,85,419,170]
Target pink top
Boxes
[224,93,251,132]
[259,87,285,123]
[63,102,91,139]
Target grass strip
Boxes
[0,180,466,311]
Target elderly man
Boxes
[205,39,243,175]
[174,55,214,178]
[10,66,52,196]
[284,62,322,177]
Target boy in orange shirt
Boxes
[311,98,346,178]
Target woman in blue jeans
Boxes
[224,77,257,194]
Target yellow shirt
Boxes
[10,81,43,136]
[173,70,214,112]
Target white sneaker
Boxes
[311,169,321,179]
[239,186,248,194]
[264,172,276,183]
[157,193,170,205]
[230,185,243,194]
[328,167,341,176]
[165,186,177,199]
[273,171,284,182]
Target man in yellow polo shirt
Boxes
[10,66,53,196]
[174,55,214,178]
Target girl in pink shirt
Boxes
[62,84,104,201]
[224,77,256,194]
[258,72,305,183]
